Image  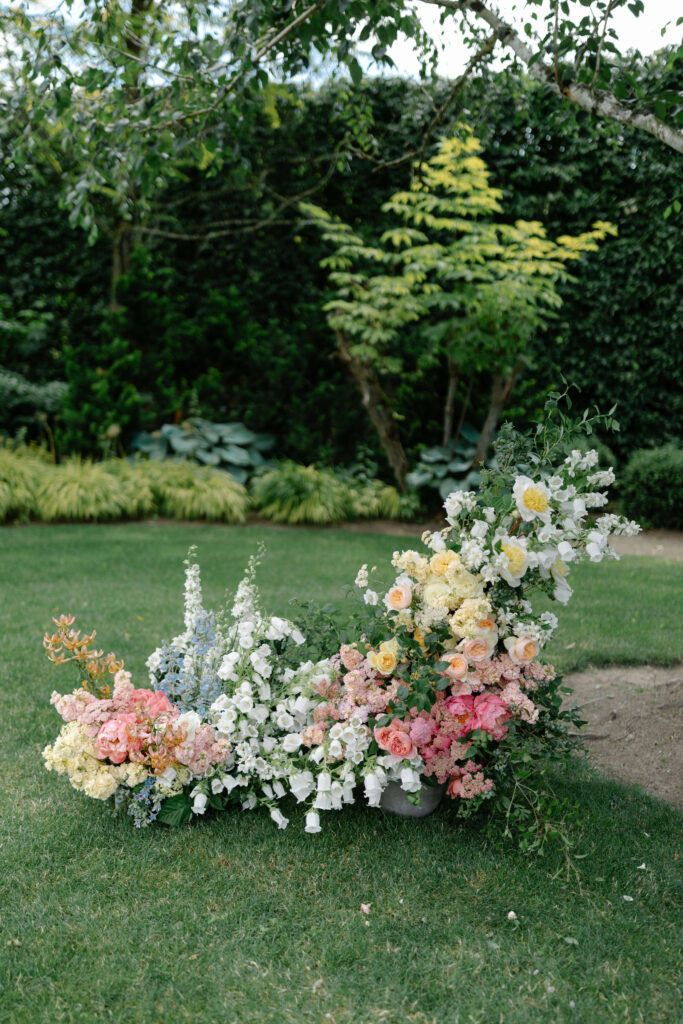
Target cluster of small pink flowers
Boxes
[446,761,494,799]
[51,670,230,775]
[322,647,400,722]
[452,653,554,696]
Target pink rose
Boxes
[386,731,415,759]
[95,713,138,763]
[503,636,539,665]
[373,726,395,751]
[473,693,511,740]
[447,777,466,798]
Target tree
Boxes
[303,128,615,489]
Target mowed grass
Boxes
[0,523,681,1024]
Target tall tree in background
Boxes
[303,128,615,489]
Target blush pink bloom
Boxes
[460,636,494,662]
[95,713,139,763]
[409,718,435,746]
[129,688,175,717]
[386,731,415,759]
[373,725,396,751]
[445,694,477,737]
[441,652,469,680]
[339,645,363,671]
[473,693,511,740]
[386,583,412,610]
[503,636,539,665]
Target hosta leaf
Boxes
[218,444,252,466]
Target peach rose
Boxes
[473,693,511,740]
[373,725,395,751]
[461,637,493,662]
[503,636,539,665]
[386,731,415,759]
[130,688,175,717]
[386,583,412,610]
[441,652,468,680]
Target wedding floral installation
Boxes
[42,406,640,840]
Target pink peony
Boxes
[129,688,175,717]
[473,693,511,740]
[409,718,435,746]
[444,694,477,737]
[95,713,139,763]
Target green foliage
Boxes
[143,461,248,523]
[407,424,487,499]
[0,367,67,434]
[100,459,156,520]
[252,462,354,525]
[0,450,41,521]
[33,458,147,523]
[348,478,402,520]
[131,419,274,485]
[620,444,683,530]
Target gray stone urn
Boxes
[379,780,447,818]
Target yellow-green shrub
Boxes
[350,479,402,519]
[251,462,354,524]
[34,458,145,522]
[0,450,41,521]
[144,461,248,522]
[101,459,156,519]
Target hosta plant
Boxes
[131,419,274,485]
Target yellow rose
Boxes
[423,580,454,609]
[430,550,460,576]
[452,572,483,599]
[368,638,400,676]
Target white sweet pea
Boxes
[308,745,326,764]
[217,651,241,681]
[314,791,333,810]
[317,772,332,792]
[265,616,289,641]
[364,774,383,807]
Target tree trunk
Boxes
[442,358,459,446]
[472,363,522,467]
[335,330,409,492]
[452,374,473,451]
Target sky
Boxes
[375,0,682,78]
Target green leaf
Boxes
[157,793,192,826]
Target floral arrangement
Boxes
[43,405,640,840]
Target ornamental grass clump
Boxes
[100,459,156,519]
[33,457,142,522]
[349,479,402,520]
[251,462,353,524]
[144,460,247,523]
[0,449,40,521]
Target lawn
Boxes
[0,523,681,1024]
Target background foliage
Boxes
[1,62,681,474]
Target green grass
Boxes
[0,523,681,1024]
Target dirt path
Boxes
[563,664,683,807]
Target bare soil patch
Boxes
[563,664,683,807]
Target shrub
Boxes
[620,444,683,530]
[0,450,41,521]
[34,458,145,522]
[251,462,354,525]
[349,478,402,520]
[100,459,156,519]
[131,419,274,485]
[143,461,248,522]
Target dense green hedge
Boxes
[1,65,681,472]
[620,445,683,530]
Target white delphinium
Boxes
[183,553,204,634]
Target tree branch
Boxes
[418,0,683,154]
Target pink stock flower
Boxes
[339,645,363,671]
